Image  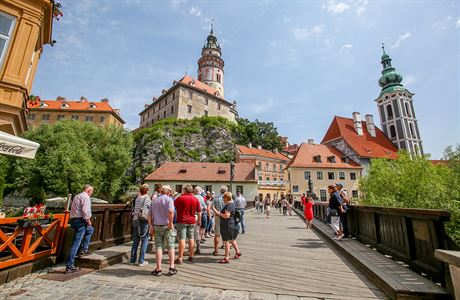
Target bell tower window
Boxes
[386,105,394,120]
[217,74,221,83]
[389,125,397,140]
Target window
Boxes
[279,165,283,172]
[0,12,15,70]
[317,171,323,180]
[280,177,284,182]
[164,99,167,107]
[85,116,93,122]
[173,92,176,99]
[320,190,327,201]
[163,111,166,118]
[57,114,65,121]
[258,176,262,181]
[266,163,269,171]
[205,98,209,105]
[258,162,262,169]
[236,186,243,194]
[350,172,357,180]
[42,114,50,121]
[204,110,208,117]
[293,186,299,193]
[159,102,161,109]
[266,177,270,181]
[328,172,335,180]
[389,125,397,140]
[405,102,411,117]
[217,103,221,111]
[327,156,336,163]
[217,74,221,83]
[27,114,35,120]
[175,185,183,193]
[205,185,212,192]
[100,116,105,123]
[157,115,160,121]
[71,115,79,120]
[386,105,394,120]
[189,91,193,100]
[352,190,358,198]
[314,155,322,163]
[409,123,415,138]
[273,164,276,171]
[339,172,345,180]
[187,105,192,113]
[304,171,311,180]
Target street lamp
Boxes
[230,161,235,192]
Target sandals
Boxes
[234,252,242,259]
[168,267,177,276]
[151,269,162,277]
[175,258,183,265]
[218,258,230,264]
[213,251,219,256]
[188,256,194,262]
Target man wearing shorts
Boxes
[174,184,201,264]
[149,185,176,276]
[212,185,226,255]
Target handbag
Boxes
[138,197,149,221]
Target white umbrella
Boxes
[91,198,109,204]
[0,131,40,159]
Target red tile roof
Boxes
[178,75,223,99]
[283,144,299,155]
[144,162,257,183]
[430,160,449,166]
[321,116,398,159]
[288,143,362,169]
[237,145,290,162]
[28,99,115,112]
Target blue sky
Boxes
[32,0,459,159]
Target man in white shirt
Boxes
[234,192,247,233]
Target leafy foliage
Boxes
[8,121,133,201]
[234,118,284,151]
[360,150,460,245]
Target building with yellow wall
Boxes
[27,97,125,127]
[0,0,55,135]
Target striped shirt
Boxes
[132,194,151,220]
[213,194,225,212]
[70,192,92,220]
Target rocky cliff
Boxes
[129,117,236,183]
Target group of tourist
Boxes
[65,184,245,275]
[327,182,350,240]
[254,195,295,219]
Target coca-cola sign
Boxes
[0,143,25,155]
[0,132,39,159]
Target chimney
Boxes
[307,138,314,145]
[274,149,279,154]
[257,145,262,150]
[56,96,66,101]
[248,142,252,148]
[101,98,109,103]
[152,97,157,102]
[365,114,376,137]
[80,96,88,102]
[352,112,363,136]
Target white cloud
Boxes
[323,1,350,14]
[283,16,291,23]
[292,25,323,40]
[353,0,368,16]
[391,32,411,49]
[403,75,416,86]
[340,43,353,50]
[456,18,460,28]
[170,0,186,7]
[190,7,202,17]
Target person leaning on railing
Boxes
[327,185,345,241]
[66,184,95,273]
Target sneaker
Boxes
[138,261,149,267]
[151,269,162,277]
[78,250,91,257]
[168,267,177,276]
[337,234,345,241]
[129,262,136,265]
[65,266,80,274]
[195,249,201,255]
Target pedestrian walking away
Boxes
[281,196,288,216]
[130,184,152,266]
[234,191,247,234]
[66,184,95,273]
[212,186,226,256]
[174,184,201,264]
[212,192,241,263]
[265,197,271,219]
[148,185,176,276]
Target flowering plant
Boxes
[28,95,41,106]
[53,3,63,21]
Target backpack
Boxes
[234,209,242,224]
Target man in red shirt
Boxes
[174,184,202,263]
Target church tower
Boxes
[197,25,225,97]
[376,45,423,156]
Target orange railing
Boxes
[0,212,70,269]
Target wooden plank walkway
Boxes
[92,209,387,299]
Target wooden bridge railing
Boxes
[89,204,132,250]
[313,202,456,285]
[0,212,70,270]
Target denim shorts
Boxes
[153,225,175,250]
[177,223,195,240]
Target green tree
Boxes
[360,150,460,245]
[9,121,133,201]
[234,118,284,151]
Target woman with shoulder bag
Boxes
[328,185,344,240]
[130,184,152,266]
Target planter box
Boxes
[17,218,52,228]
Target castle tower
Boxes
[376,44,423,156]
[197,24,225,97]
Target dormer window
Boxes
[327,156,336,163]
[188,80,195,86]
[61,102,69,109]
[179,168,187,173]
[214,91,220,97]
[217,167,226,174]
[313,155,322,163]
[39,102,48,108]
[341,157,350,163]
[89,103,97,109]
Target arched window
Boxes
[386,105,394,120]
[389,125,397,140]
[409,123,415,138]
[405,102,411,117]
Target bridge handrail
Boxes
[313,202,456,286]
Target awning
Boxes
[0,131,40,159]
